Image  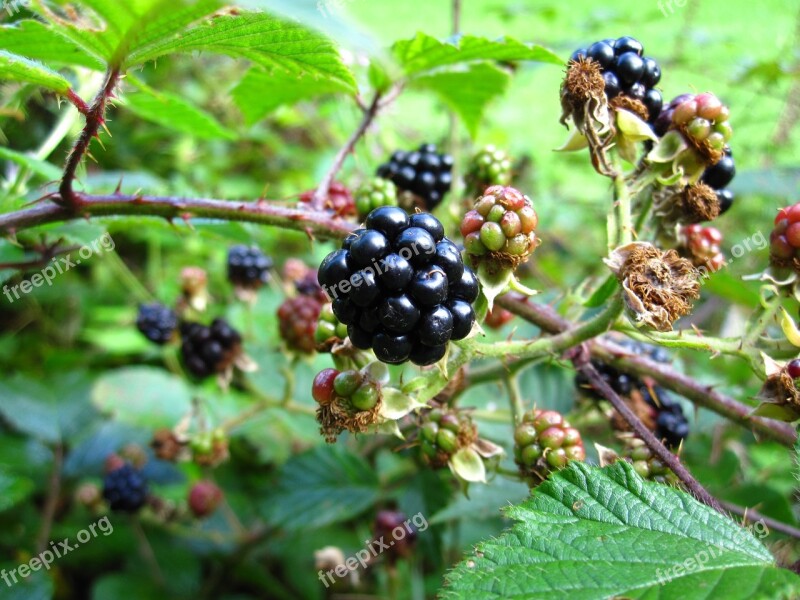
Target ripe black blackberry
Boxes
[180,318,243,378]
[570,36,663,123]
[136,303,178,344]
[701,147,735,214]
[102,463,148,512]
[227,245,273,289]
[575,338,670,398]
[641,385,690,448]
[318,207,477,366]
[376,144,454,211]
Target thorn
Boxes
[114,177,124,195]
[100,121,112,138]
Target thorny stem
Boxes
[721,500,800,540]
[59,68,121,210]
[614,164,633,245]
[310,91,384,210]
[577,361,725,514]
[505,375,524,425]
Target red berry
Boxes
[786,223,800,248]
[313,368,340,405]
[788,203,800,224]
[278,295,323,353]
[788,359,800,379]
[460,210,484,236]
[188,480,223,518]
[299,181,355,217]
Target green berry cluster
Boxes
[513,409,585,481]
[465,145,513,196]
[623,437,678,485]
[460,185,538,267]
[355,177,399,221]
[314,303,348,351]
[419,408,477,468]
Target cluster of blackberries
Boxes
[227,245,273,290]
[419,408,476,468]
[278,295,323,354]
[701,147,735,214]
[770,201,800,270]
[180,318,242,378]
[318,207,477,366]
[514,409,586,482]
[102,463,148,512]
[575,339,689,448]
[376,144,453,211]
[571,36,662,122]
[136,303,178,344]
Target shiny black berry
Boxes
[378,294,421,334]
[409,342,447,366]
[332,297,358,325]
[378,253,415,291]
[409,267,449,306]
[349,230,390,269]
[394,227,436,267]
[366,206,410,239]
[450,269,480,303]
[180,319,242,377]
[318,249,351,290]
[717,189,734,214]
[376,144,454,211]
[616,52,644,85]
[347,323,373,349]
[136,303,178,345]
[701,149,735,189]
[587,41,615,68]
[641,57,661,87]
[373,332,413,364]
[448,299,475,340]
[603,72,621,98]
[103,463,148,512]
[409,212,445,241]
[349,269,381,307]
[614,36,643,57]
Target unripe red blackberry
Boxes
[180,318,243,378]
[312,367,383,442]
[299,181,356,218]
[418,408,477,468]
[277,295,323,354]
[788,359,800,380]
[136,303,178,345]
[188,480,223,518]
[678,224,725,272]
[102,462,148,512]
[355,177,399,221]
[770,202,800,271]
[373,509,417,564]
[227,245,273,290]
[513,409,585,483]
[654,92,732,162]
[376,144,453,212]
[461,186,538,269]
[465,145,513,196]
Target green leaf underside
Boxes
[232,68,351,124]
[0,50,71,93]
[440,462,800,600]
[263,445,379,531]
[0,147,62,181]
[412,62,510,137]
[394,32,562,76]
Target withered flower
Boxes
[317,395,383,443]
[654,182,720,226]
[605,242,700,331]
[559,57,607,132]
[753,356,800,422]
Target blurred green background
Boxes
[1,0,799,598]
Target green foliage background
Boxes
[1,0,800,598]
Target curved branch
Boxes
[494,295,798,447]
[0,193,355,241]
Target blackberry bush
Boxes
[376,144,454,212]
[318,207,477,366]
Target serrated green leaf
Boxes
[232,67,351,125]
[0,19,102,69]
[262,445,379,531]
[122,85,235,140]
[128,11,357,92]
[0,146,62,181]
[394,32,562,76]
[440,461,800,600]
[413,62,509,138]
[91,367,192,428]
[0,49,71,93]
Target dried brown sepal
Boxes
[755,367,800,421]
[609,388,658,434]
[609,95,649,122]
[317,395,383,443]
[676,123,724,166]
[606,242,701,331]
[151,428,187,462]
[677,183,721,223]
[560,58,606,128]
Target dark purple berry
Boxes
[378,294,421,334]
[409,266,449,306]
[373,332,413,364]
[418,305,454,346]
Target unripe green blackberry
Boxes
[418,408,477,468]
[355,178,398,221]
[465,145,513,197]
[654,93,732,166]
[314,303,349,351]
[461,186,539,269]
[622,437,678,485]
[513,409,585,484]
[313,367,383,442]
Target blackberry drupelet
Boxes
[103,463,148,512]
[227,245,273,289]
[180,318,243,378]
